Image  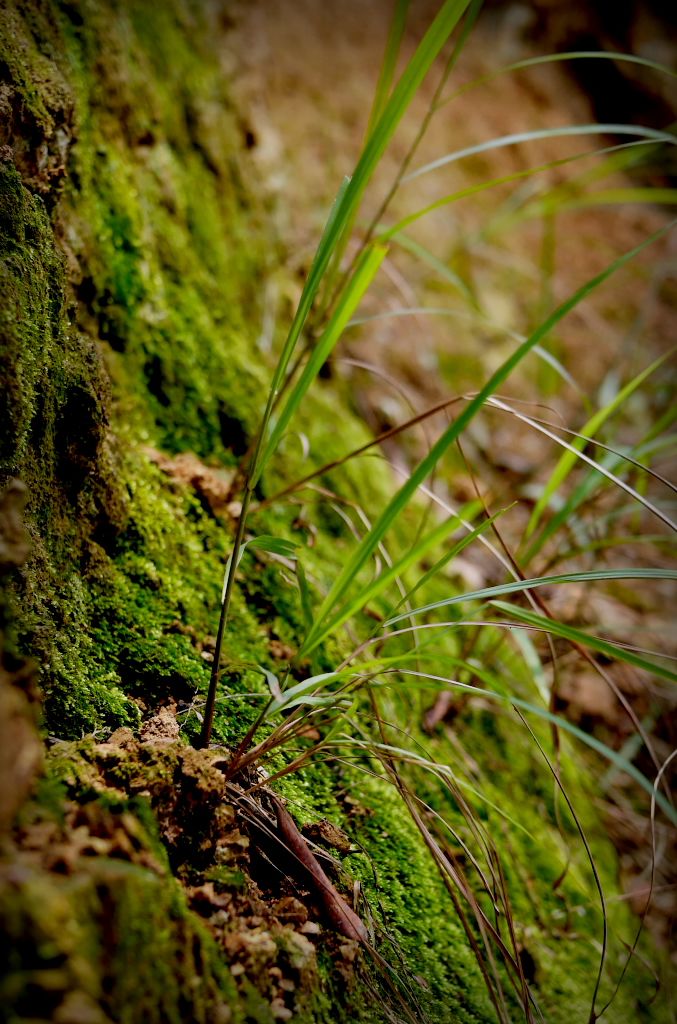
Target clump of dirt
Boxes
[30,726,367,1019]
[145,447,238,520]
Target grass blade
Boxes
[523,436,676,565]
[252,0,473,485]
[389,669,677,823]
[378,141,658,241]
[526,351,672,538]
[317,507,509,651]
[491,600,677,683]
[403,125,676,183]
[389,231,476,303]
[258,243,387,474]
[366,0,410,138]
[521,187,677,218]
[385,568,677,626]
[487,395,677,538]
[257,174,353,456]
[438,51,677,111]
[299,223,673,656]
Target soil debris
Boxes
[35,731,373,1017]
[145,447,236,519]
[139,701,181,743]
[303,818,354,855]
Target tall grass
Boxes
[198,2,677,1019]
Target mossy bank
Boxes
[0,2,671,1022]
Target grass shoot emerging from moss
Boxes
[193,2,677,1020]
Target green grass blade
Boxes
[511,630,550,703]
[260,175,352,425]
[245,536,299,558]
[507,50,677,78]
[350,308,582,393]
[491,600,677,684]
[319,0,473,256]
[376,141,655,241]
[523,187,677,217]
[265,670,345,718]
[385,568,677,626]
[390,231,476,304]
[220,535,299,599]
[526,351,673,539]
[299,223,673,656]
[257,244,386,475]
[367,0,410,135]
[316,507,508,651]
[322,0,472,254]
[334,0,483,297]
[253,0,472,483]
[386,499,485,613]
[320,0,410,303]
[390,670,677,824]
[523,448,652,565]
[403,125,676,183]
[438,51,677,111]
[330,737,534,836]
[295,558,314,635]
[488,395,677,535]
[474,141,670,239]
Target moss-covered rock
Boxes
[0,0,275,738]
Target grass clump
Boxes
[191,3,676,1021]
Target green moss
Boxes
[55,0,272,459]
[0,833,243,1024]
[0,0,401,741]
[352,779,497,1022]
[0,0,276,738]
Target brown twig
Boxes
[270,794,368,943]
